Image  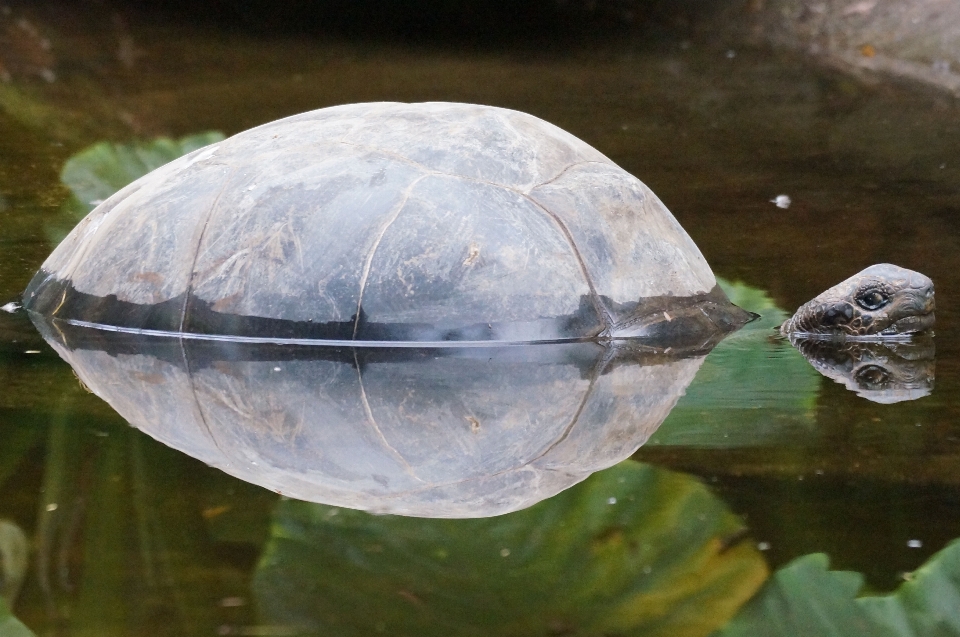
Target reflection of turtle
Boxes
[788,336,935,403]
[22,102,753,347]
[32,318,707,518]
[780,264,935,338]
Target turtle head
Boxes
[781,264,935,338]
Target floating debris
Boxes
[771,194,791,209]
[0,301,19,313]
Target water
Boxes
[2,8,960,635]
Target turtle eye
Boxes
[856,289,889,311]
[855,364,890,389]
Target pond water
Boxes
[1,7,960,636]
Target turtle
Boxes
[779,264,935,339]
[21,102,933,346]
[22,101,754,347]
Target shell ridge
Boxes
[175,334,234,469]
[179,165,241,333]
[521,193,614,333]
[353,349,425,483]
[527,358,601,463]
[526,160,610,193]
[47,183,145,311]
[352,173,429,339]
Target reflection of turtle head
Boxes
[781,264,934,338]
[790,337,934,403]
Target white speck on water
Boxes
[726,49,736,59]
[273,366,281,372]
[757,542,771,551]
[907,539,923,548]
[607,497,617,505]
[815,469,824,475]
[46,503,58,512]
[643,565,652,574]
[940,163,947,169]
[771,194,791,209]
[25,350,40,354]
[247,184,257,191]
[500,548,511,557]
[1,302,20,313]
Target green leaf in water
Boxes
[47,132,225,245]
[715,539,960,637]
[650,278,821,448]
[859,539,960,637]
[0,597,34,637]
[254,461,769,637]
[0,520,28,604]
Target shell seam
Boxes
[179,166,240,332]
[352,174,429,339]
[336,140,612,333]
[353,349,425,482]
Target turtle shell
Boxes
[24,102,739,344]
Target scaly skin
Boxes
[780,264,935,339]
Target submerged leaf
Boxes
[47,132,225,245]
[651,278,820,448]
[255,461,768,637]
[715,540,960,637]
[859,539,960,636]
[0,597,35,637]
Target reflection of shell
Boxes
[36,318,706,518]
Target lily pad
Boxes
[0,597,34,637]
[47,132,224,244]
[650,279,821,448]
[254,460,768,637]
[715,539,960,637]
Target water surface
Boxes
[1,11,960,635]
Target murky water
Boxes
[2,6,960,635]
